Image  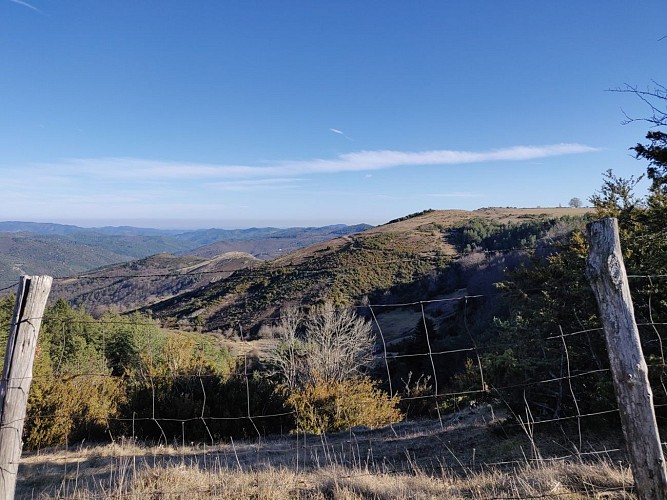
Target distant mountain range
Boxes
[0,221,372,286]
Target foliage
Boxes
[397,371,437,418]
[21,301,126,446]
[25,349,122,447]
[123,366,291,441]
[635,130,667,191]
[0,298,240,448]
[287,376,401,434]
[589,169,644,221]
[0,294,15,359]
[326,236,443,305]
[478,230,614,420]
[271,305,399,433]
[451,216,586,254]
[472,109,667,424]
[621,82,667,191]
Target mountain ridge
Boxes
[137,207,591,333]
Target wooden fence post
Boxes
[0,275,52,500]
[586,218,667,499]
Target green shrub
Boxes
[287,376,401,434]
[13,300,239,448]
[25,347,123,447]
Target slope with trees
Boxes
[52,251,260,314]
[139,208,590,335]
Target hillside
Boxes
[52,252,260,314]
[0,233,141,282]
[141,207,591,333]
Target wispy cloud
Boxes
[335,144,597,169]
[330,128,353,141]
[9,0,44,14]
[31,143,598,182]
[2,143,597,223]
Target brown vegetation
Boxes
[17,406,633,499]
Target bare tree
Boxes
[271,303,374,388]
[270,304,304,390]
[303,303,374,384]
[568,197,582,208]
[611,82,667,128]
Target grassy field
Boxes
[17,406,634,499]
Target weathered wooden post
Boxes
[586,218,667,499]
[0,275,52,500]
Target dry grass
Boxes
[16,406,634,499]
[17,458,633,499]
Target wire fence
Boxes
[0,290,662,431]
[1,266,665,497]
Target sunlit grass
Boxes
[17,408,634,499]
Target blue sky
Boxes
[1,1,665,228]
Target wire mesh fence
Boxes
[0,264,665,497]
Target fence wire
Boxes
[1,270,665,498]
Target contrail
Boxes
[329,128,353,141]
[9,0,43,13]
